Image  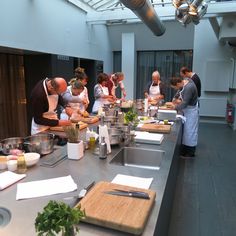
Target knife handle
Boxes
[130,192,150,199]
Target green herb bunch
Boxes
[63,125,79,143]
[124,107,138,127]
[35,200,85,236]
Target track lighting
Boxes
[172,0,208,26]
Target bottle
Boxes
[17,153,27,174]
[99,136,107,159]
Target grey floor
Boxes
[168,123,236,236]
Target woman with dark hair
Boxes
[170,77,199,158]
[92,73,115,113]
[71,67,90,112]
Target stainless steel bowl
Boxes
[24,133,55,155]
[0,137,24,155]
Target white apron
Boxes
[179,85,199,146]
[149,82,160,98]
[92,85,110,113]
[31,79,58,135]
[78,87,88,112]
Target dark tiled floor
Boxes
[168,123,236,236]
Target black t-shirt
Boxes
[191,73,201,97]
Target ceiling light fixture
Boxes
[172,0,208,26]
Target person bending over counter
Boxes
[107,72,126,100]
[169,77,199,158]
[30,77,73,135]
[61,80,85,121]
[92,73,115,113]
[144,70,165,104]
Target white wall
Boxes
[193,19,236,118]
[0,0,112,71]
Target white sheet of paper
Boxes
[0,171,26,191]
[111,174,153,189]
[16,175,77,200]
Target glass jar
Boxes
[17,153,27,174]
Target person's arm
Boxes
[175,86,194,111]
[119,81,126,98]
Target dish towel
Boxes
[99,125,111,154]
[0,171,26,191]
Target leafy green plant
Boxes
[35,200,85,236]
[124,107,138,127]
[63,125,79,143]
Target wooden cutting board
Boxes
[79,116,99,124]
[49,122,88,132]
[139,123,171,133]
[77,181,156,235]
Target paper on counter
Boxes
[111,174,153,189]
[0,171,26,191]
[16,175,77,200]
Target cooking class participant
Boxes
[169,77,199,158]
[107,72,126,100]
[180,66,201,98]
[92,73,115,113]
[30,77,73,135]
[73,67,89,112]
[144,70,165,104]
[60,80,85,121]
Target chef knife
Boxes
[104,190,150,199]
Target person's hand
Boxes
[65,107,73,117]
[123,90,127,98]
[58,119,72,126]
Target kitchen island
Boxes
[0,121,182,236]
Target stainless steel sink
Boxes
[0,207,11,228]
[110,147,165,170]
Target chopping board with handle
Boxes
[139,123,171,133]
[49,122,88,132]
[77,181,156,235]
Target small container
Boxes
[17,153,27,174]
[88,136,96,152]
[99,137,107,159]
[7,160,17,172]
[0,156,7,170]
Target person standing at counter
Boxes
[170,77,199,158]
[61,80,85,121]
[73,67,90,112]
[30,77,73,135]
[144,70,165,104]
[107,72,126,100]
[180,66,201,97]
[92,73,115,113]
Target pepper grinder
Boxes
[99,136,107,159]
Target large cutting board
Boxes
[49,122,88,132]
[138,123,171,133]
[77,181,156,235]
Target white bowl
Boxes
[24,152,40,167]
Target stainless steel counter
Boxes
[0,121,182,236]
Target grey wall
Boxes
[0,0,112,71]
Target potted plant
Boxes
[35,200,86,236]
[124,107,138,129]
[64,125,84,160]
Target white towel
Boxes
[0,171,26,191]
[99,125,111,154]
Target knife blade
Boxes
[104,190,150,199]
[64,181,95,201]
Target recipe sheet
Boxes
[16,175,77,200]
[111,174,153,189]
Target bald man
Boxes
[30,77,73,134]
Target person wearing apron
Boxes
[170,77,199,158]
[107,72,126,100]
[144,71,165,104]
[92,73,115,113]
[72,67,90,112]
[61,81,85,120]
[30,77,72,135]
